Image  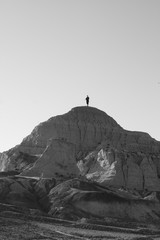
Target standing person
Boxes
[86,95,89,106]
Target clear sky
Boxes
[0,0,160,152]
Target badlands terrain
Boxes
[1,106,160,239]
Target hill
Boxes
[1,106,160,223]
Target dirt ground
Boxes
[0,211,160,240]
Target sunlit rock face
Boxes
[78,148,160,191]
[0,153,10,171]
[0,150,38,173]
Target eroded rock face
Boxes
[0,153,10,171]
[0,107,121,172]
[0,106,160,192]
[0,177,40,209]
[48,179,160,222]
[0,176,55,210]
[21,139,79,179]
[1,106,160,224]
[125,155,143,190]
[0,147,39,172]
[78,147,160,191]
[0,175,160,223]
[20,106,121,154]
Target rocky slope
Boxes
[1,106,160,223]
[0,175,55,210]
[1,106,160,191]
[0,175,160,223]
[21,139,79,179]
[48,179,160,222]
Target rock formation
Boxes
[21,139,79,179]
[0,175,55,210]
[48,179,160,222]
[0,106,160,223]
[1,106,160,191]
[79,147,160,191]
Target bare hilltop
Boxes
[1,106,160,229]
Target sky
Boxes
[0,0,160,152]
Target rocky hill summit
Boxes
[20,106,121,154]
[0,106,120,173]
[1,106,160,190]
[1,106,160,223]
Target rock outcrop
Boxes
[21,139,79,179]
[48,179,160,222]
[1,175,160,223]
[1,106,160,191]
[78,147,160,191]
[0,106,160,223]
[0,175,55,210]
[0,153,9,171]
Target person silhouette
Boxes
[86,95,89,106]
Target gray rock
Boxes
[1,106,160,191]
